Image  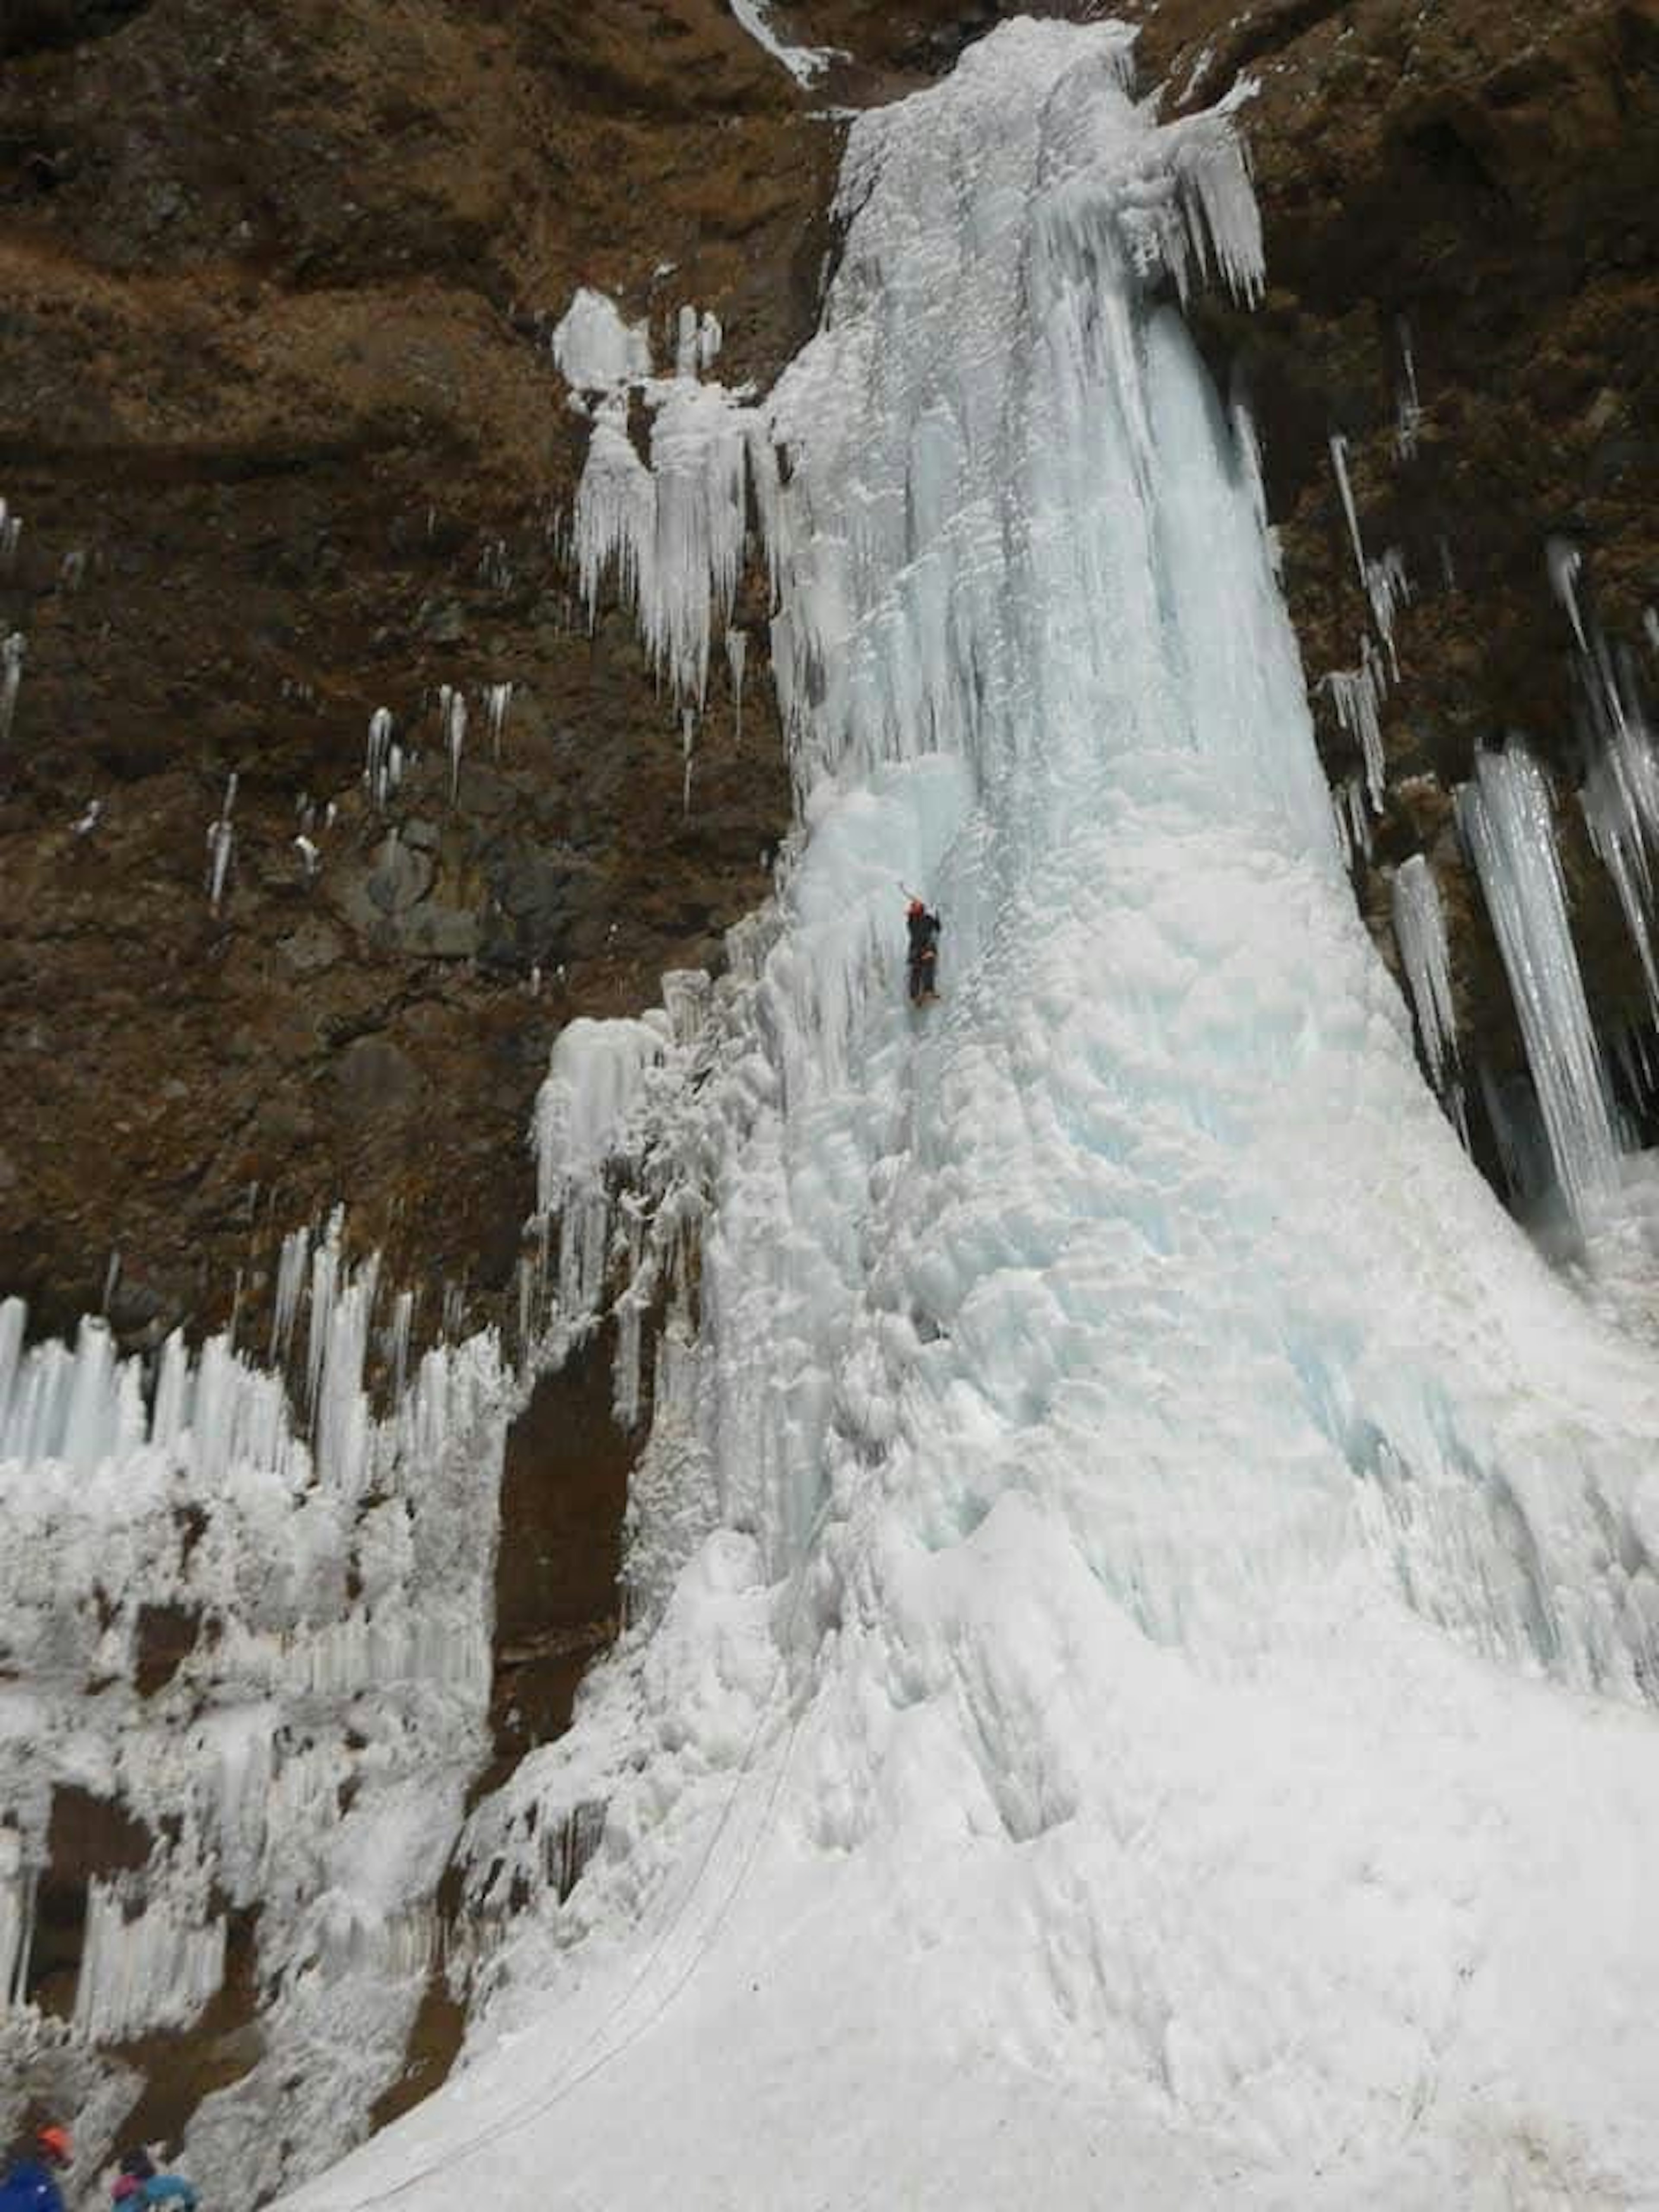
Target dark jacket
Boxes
[1,2162,67,2212]
[906,908,941,963]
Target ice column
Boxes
[1581,718,1659,1020]
[1391,854,1465,1136]
[1457,744,1620,1224]
[0,632,23,746]
[206,773,238,916]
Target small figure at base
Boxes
[905,896,941,1007]
[1,2126,73,2212]
[113,2151,196,2212]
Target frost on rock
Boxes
[1458,743,1621,1227]
[551,288,653,393]
[0,1254,509,2205]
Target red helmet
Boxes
[907,898,924,916]
[37,2128,71,2167]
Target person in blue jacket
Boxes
[113,2150,196,2212]
[0,2125,73,2212]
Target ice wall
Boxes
[293,23,1659,2212]
[0,1266,509,2204]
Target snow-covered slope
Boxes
[289,23,1659,2209]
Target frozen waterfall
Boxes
[290,22,1659,2212]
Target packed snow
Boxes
[272,19,1659,2211]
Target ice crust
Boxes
[0,1270,510,2202]
[291,23,1659,2212]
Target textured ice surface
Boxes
[0,1274,509,2203]
[291,23,1659,2212]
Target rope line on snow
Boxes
[343,1491,838,2211]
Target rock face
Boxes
[3,0,1658,2189]
[0,0,825,1351]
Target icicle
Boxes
[73,1878,227,2044]
[305,1210,344,1424]
[1394,320,1421,461]
[485,680,513,760]
[205,772,238,916]
[675,305,699,381]
[0,632,25,746]
[1580,713,1659,1021]
[388,1287,413,1403]
[1457,744,1620,1227]
[0,499,20,572]
[698,311,723,373]
[725,627,747,746]
[271,1226,311,1366]
[1365,548,1410,677]
[438,685,469,803]
[1328,432,1367,588]
[366,707,395,807]
[1391,855,1458,1098]
[1325,641,1388,814]
[682,707,696,817]
[1546,538,1588,653]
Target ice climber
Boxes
[906,896,941,1006]
[0,2126,72,2212]
[112,2151,196,2212]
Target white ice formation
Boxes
[439,684,468,803]
[0,498,20,572]
[205,772,237,915]
[550,289,653,393]
[0,631,24,747]
[485,681,513,760]
[1394,318,1421,460]
[365,706,399,808]
[1458,743,1621,1228]
[289,24,1659,2212]
[0,1248,509,2203]
[1390,852,1464,1135]
[726,0,838,86]
[724,626,747,745]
